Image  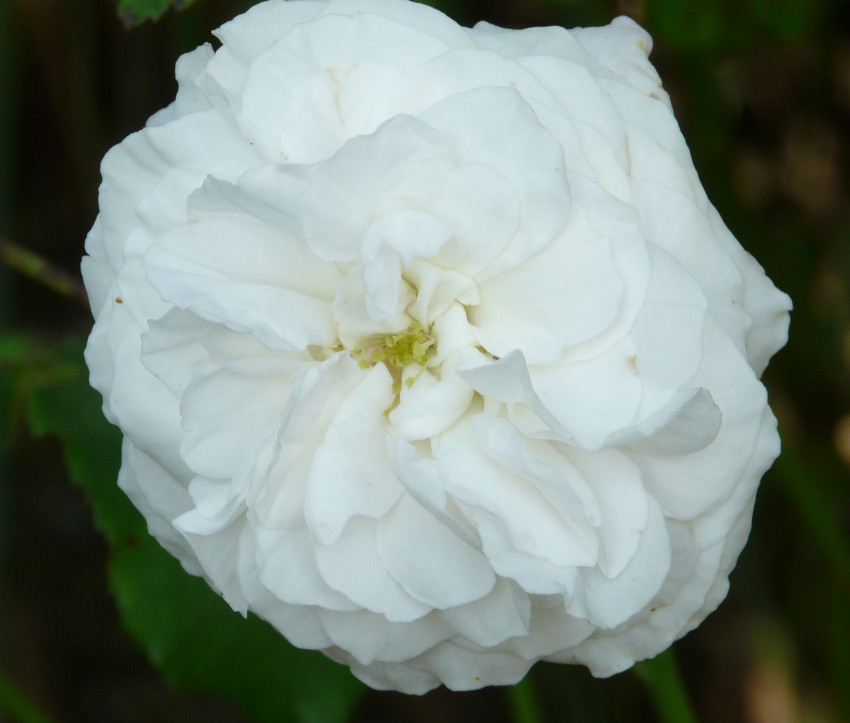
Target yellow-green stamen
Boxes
[352,322,436,415]
[362,321,436,370]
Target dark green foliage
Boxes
[116,0,199,27]
[645,0,825,52]
[24,358,365,723]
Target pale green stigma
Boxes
[350,322,436,416]
[369,321,435,370]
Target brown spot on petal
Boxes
[627,355,639,375]
[114,297,123,304]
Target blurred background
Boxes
[0,0,848,721]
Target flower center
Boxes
[372,322,436,369]
[355,321,435,372]
[352,321,437,410]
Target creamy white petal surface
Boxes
[83,0,791,694]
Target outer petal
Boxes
[305,364,403,544]
[315,516,432,622]
[377,493,496,608]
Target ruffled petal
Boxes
[377,493,496,608]
[315,516,432,622]
[305,364,403,544]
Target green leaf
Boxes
[26,363,141,543]
[26,366,365,722]
[0,333,86,451]
[645,0,726,53]
[116,0,199,28]
[110,536,364,723]
[646,0,825,53]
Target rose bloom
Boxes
[83,0,791,693]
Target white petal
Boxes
[632,317,769,519]
[405,262,479,328]
[389,351,476,441]
[387,435,481,549]
[252,353,365,530]
[360,211,454,320]
[300,115,447,262]
[610,387,721,456]
[430,162,519,278]
[81,218,112,314]
[84,260,184,474]
[315,516,431,622]
[213,0,324,65]
[144,191,338,351]
[519,54,631,178]
[140,308,211,398]
[430,303,478,365]
[254,527,359,612]
[528,337,643,449]
[332,266,414,349]
[473,203,624,364]
[317,608,452,665]
[305,363,403,544]
[439,577,531,647]
[458,350,571,440]
[706,206,792,377]
[177,352,305,479]
[377,493,496,608]
[419,86,571,279]
[251,598,332,650]
[691,404,779,548]
[117,440,195,566]
[322,0,472,48]
[179,517,250,613]
[237,11,452,159]
[571,17,662,100]
[470,21,585,61]
[413,640,533,691]
[471,414,600,530]
[437,417,598,569]
[468,510,582,597]
[579,496,670,629]
[566,448,647,578]
[627,244,708,418]
[507,603,595,659]
[344,655,441,694]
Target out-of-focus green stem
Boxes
[775,448,850,580]
[0,238,88,306]
[506,675,545,723]
[0,670,56,723]
[634,649,699,723]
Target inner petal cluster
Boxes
[353,320,436,400]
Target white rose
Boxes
[82,0,791,694]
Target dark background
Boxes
[1,0,848,721]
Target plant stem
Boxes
[634,649,699,723]
[0,238,88,306]
[0,670,56,723]
[506,675,545,723]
